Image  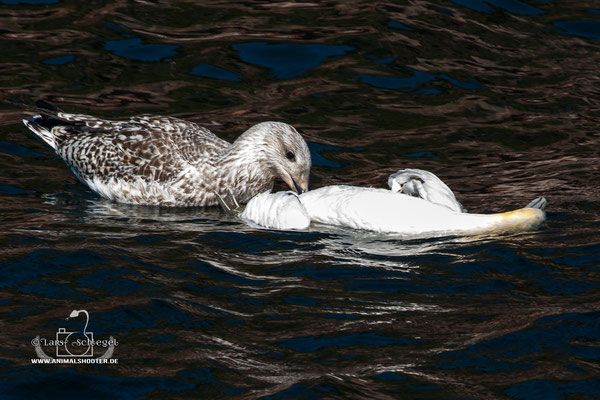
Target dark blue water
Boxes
[1,1,599,399]
[232,42,355,79]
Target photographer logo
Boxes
[31,309,118,364]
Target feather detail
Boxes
[23,111,310,207]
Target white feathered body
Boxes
[299,186,544,237]
[241,191,310,230]
[242,185,545,237]
[388,168,465,213]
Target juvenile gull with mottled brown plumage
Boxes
[23,110,311,207]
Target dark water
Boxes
[1,1,599,399]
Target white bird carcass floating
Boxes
[240,190,310,230]
[388,168,465,213]
[241,169,546,239]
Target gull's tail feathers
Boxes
[19,100,93,151]
[22,115,58,150]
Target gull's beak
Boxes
[292,178,303,194]
[283,173,308,195]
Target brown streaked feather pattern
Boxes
[23,111,311,207]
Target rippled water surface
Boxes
[1,1,600,399]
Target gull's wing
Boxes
[24,112,231,184]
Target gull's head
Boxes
[258,121,311,194]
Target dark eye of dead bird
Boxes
[286,151,295,161]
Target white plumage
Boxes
[388,168,465,213]
[300,185,544,238]
[240,169,546,238]
[241,191,310,230]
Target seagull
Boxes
[22,105,311,207]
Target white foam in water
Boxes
[241,190,311,230]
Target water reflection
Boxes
[553,20,600,40]
[449,0,544,15]
[388,20,413,31]
[354,68,483,92]
[232,42,354,79]
[190,64,242,82]
[0,0,59,4]
[41,55,74,65]
[104,38,179,62]
[0,0,599,398]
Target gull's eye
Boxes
[286,151,295,161]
